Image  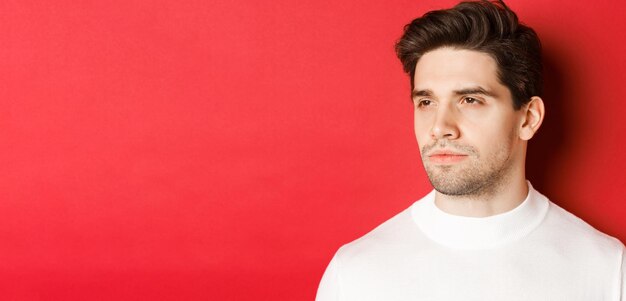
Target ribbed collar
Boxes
[411,182,550,250]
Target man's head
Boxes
[396,1,545,198]
[395,0,542,110]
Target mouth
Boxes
[427,150,468,164]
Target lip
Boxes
[427,150,468,164]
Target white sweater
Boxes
[316,185,625,301]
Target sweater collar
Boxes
[411,181,550,250]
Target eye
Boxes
[461,97,482,105]
[416,99,433,107]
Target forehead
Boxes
[413,48,502,93]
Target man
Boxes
[316,1,625,300]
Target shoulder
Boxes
[334,202,428,264]
[541,199,624,257]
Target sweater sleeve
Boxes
[621,247,625,301]
[316,254,343,301]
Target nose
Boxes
[430,104,460,140]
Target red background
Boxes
[1,0,625,299]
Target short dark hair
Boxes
[395,0,542,109]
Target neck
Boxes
[434,175,529,218]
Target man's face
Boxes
[412,48,526,197]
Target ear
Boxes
[519,96,545,141]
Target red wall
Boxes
[1,0,625,299]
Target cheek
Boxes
[413,116,433,148]
[462,106,518,138]
[413,110,435,132]
[464,121,516,156]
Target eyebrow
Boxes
[411,86,496,98]
[411,89,433,98]
[453,87,496,97]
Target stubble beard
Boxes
[421,140,513,199]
